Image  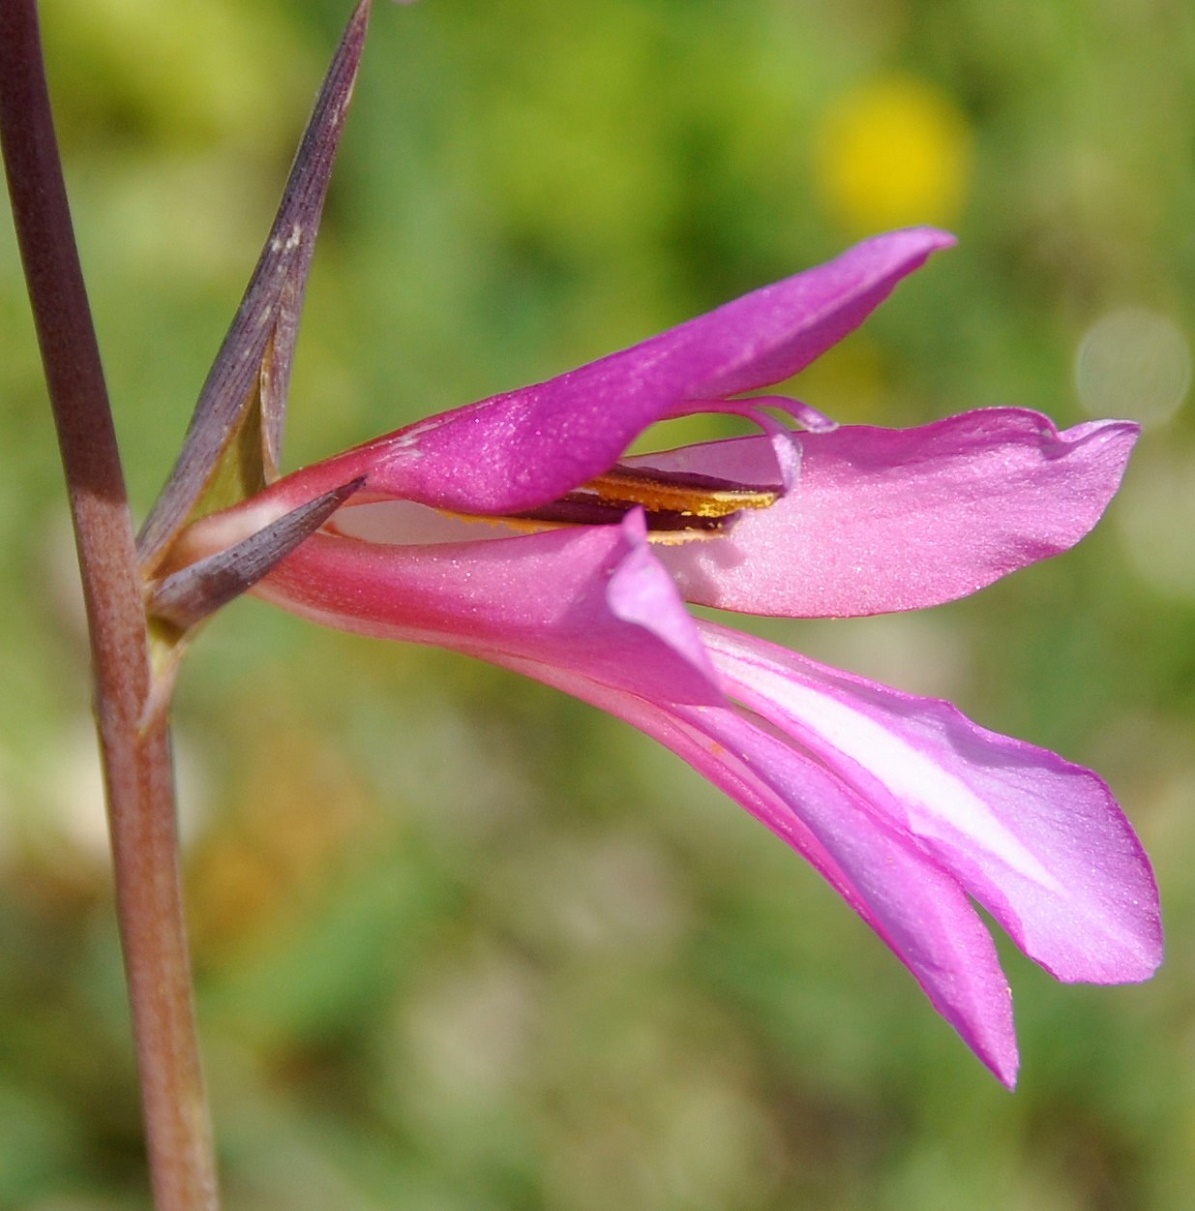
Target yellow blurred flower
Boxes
[814,75,973,232]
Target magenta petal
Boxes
[256,514,724,707]
[700,624,1163,984]
[643,408,1139,617]
[298,228,954,515]
[496,652,1020,1086]
[685,705,1020,1084]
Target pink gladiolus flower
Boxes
[175,227,1161,1086]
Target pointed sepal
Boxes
[146,478,364,633]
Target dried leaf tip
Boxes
[137,0,373,574]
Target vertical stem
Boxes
[0,3,218,1208]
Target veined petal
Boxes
[491,649,1019,1086]
[642,409,1139,617]
[255,512,725,707]
[699,623,1163,984]
[284,228,955,515]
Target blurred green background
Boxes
[2,0,1193,1206]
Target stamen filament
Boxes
[582,463,781,518]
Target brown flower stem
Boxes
[0,3,218,1208]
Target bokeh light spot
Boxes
[1075,308,1191,428]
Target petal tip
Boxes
[862,225,958,259]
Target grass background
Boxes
[2,0,1193,1206]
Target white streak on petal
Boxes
[732,660,1061,891]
